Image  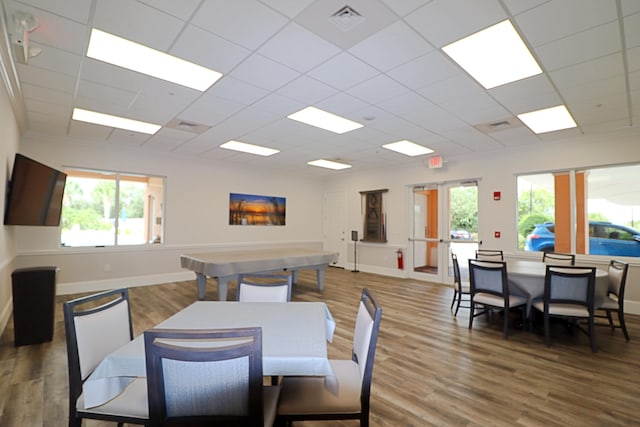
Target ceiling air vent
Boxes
[166,118,211,134]
[329,5,366,32]
[474,117,523,134]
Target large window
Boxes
[60,169,165,247]
[518,164,640,258]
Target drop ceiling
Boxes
[2,0,639,176]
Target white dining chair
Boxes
[475,249,504,261]
[144,327,280,427]
[542,251,575,265]
[595,259,629,340]
[450,253,471,316]
[236,273,292,302]
[63,288,148,427]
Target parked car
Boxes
[450,229,471,240]
[525,221,640,257]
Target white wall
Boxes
[0,74,20,333]
[323,131,640,313]
[15,137,325,294]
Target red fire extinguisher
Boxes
[397,249,404,269]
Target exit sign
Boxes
[428,155,444,169]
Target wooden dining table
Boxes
[83,301,336,408]
[507,259,609,317]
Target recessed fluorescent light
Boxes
[442,20,542,89]
[287,106,363,134]
[382,140,434,157]
[307,159,352,170]
[87,28,222,91]
[72,108,161,134]
[220,140,280,156]
[517,105,577,134]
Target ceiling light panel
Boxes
[517,105,577,134]
[287,106,363,134]
[442,20,542,89]
[307,159,352,170]
[87,29,222,91]
[72,108,161,134]
[382,140,434,157]
[220,140,280,156]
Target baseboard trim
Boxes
[57,271,195,295]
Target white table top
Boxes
[180,248,339,277]
[84,301,335,408]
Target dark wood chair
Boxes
[595,260,630,340]
[236,273,292,302]
[468,259,526,338]
[450,253,471,316]
[475,249,504,261]
[63,288,148,427]
[532,265,597,352]
[542,251,575,265]
[276,288,382,427]
[144,326,279,426]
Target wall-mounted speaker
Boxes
[351,230,358,241]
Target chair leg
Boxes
[450,288,457,310]
[588,317,597,353]
[503,308,509,339]
[618,310,630,341]
[544,313,551,347]
[606,310,615,330]
[454,292,462,317]
[468,302,475,329]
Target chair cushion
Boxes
[77,377,149,419]
[597,296,619,310]
[474,293,526,308]
[277,359,361,415]
[532,301,590,317]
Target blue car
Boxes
[525,221,640,257]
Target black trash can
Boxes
[11,266,57,346]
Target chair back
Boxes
[607,260,629,300]
[237,273,292,302]
[63,289,133,417]
[542,251,575,265]
[543,266,596,312]
[451,253,462,290]
[351,289,382,411]
[475,249,504,261]
[144,327,264,426]
[468,259,508,298]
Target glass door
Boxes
[409,181,479,284]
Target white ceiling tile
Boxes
[377,91,434,116]
[277,75,338,104]
[207,77,269,105]
[77,79,137,109]
[346,74,409,104]
[11,0,92,23]
[515,0,618,47]
[257,22,341,73]
[379,0,433,17]
[229,54,300,91]
[417,74,484,105]
[191,0,288,50]
[349,21,433,71]
[562,76,627,104]
[68,120,113,140]
[21,83,73,106]
[92,0,184,50]
[138,0,202,21]
[80,59,147,93]
[171,25,250,74]
[386,51,460,90]
[624,12,640,49]
[249,93,305,116]
[535,22,622,71]
[489,75,560,113]
[179,93,246,126]
[260,0,316,18]
[141,128,194,151]
[629,47,640,72]
[405,0,507,48]
[441,93,510,124]
[622,0,640,15]
[549,54,624,89]
[15,64,76,94]
[501,0,549,16]
[307,52,379,90]
[23,43,81,78]
[106,128,150,146]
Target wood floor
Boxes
[1,266,639,426]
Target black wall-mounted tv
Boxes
[4,153,67,226]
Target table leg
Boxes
[216,277,230,301]
[291,270,299,284]
[196,273,207,300]
[316,267,326,291]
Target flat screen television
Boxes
[4,153,67,226]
